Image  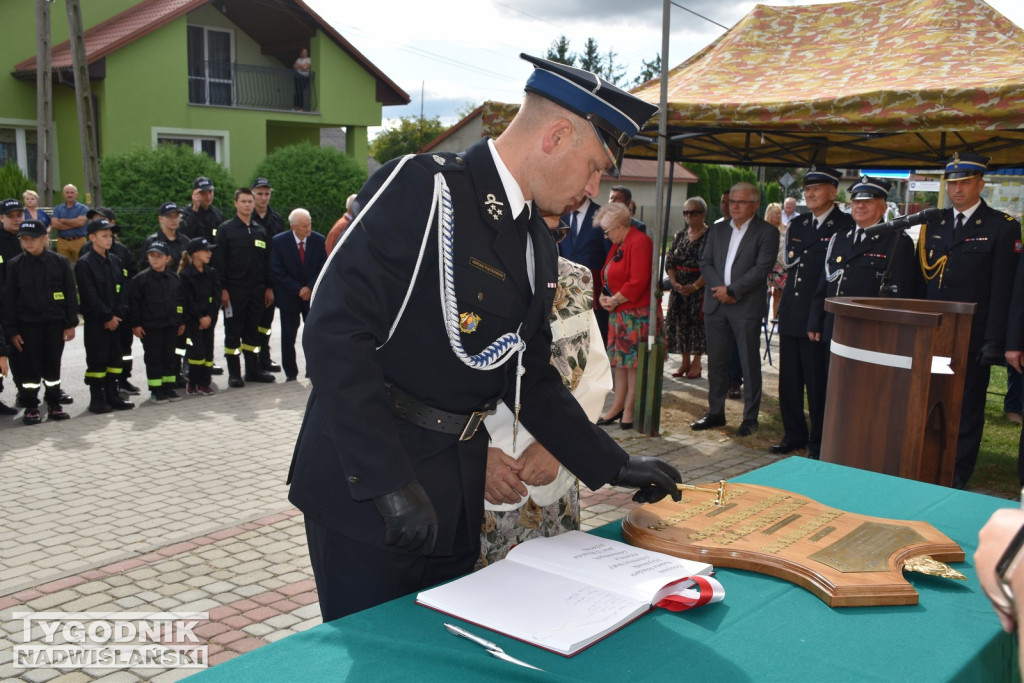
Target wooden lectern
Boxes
[821,297,975,486]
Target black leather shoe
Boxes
[727,383,742,400]
[211,363,224,376]
[263,360,283,372]
[620,421,634,430]
[691,413,726,430]
[737,420,759,437]
[57,390,74,405]
[245,370,276,383]
[769,440,806,454]
[596,411,623,426]
[228,376,245,388]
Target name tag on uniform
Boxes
[176,305,184,314]
[469,257,505,281]
[255,239,266,249]
[53,292,64,300]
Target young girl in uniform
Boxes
[178,237,220,396]
[129,242,184,403]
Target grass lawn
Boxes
[972,365,1021,498]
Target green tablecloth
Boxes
[189,457,1020,682]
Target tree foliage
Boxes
[0,162,34,202]
[99,144,236,251]
[545,36,574,66]
[633,54,662,87]
[252,142,367,230]
[578,38,603,74]
[603,49,626,86]
[369,115,448,164]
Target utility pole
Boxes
[65,0,101,205]
[35,0,54,204]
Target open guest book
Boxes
[416,531,723,656]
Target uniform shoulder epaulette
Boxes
[415,151,465,173]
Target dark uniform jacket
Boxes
[180,204,225,242]
[141,231,187,272]
[179,264,222,323]
[213,216,272,289]
[128,268,183,329]
[75,250,128,323]
[79,240,138,281]
[0,228,22,309]
[920,199,1021,354]
[254,207,288,239]
[808,225,920,336]
[778,206,853,336]
[287,139,626,555]
[3,250,78,335]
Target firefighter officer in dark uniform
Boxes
[809,175,920,348]
[772,167,852,459]
[213,187,274,387]
[179,176,225,242]
[251,177,286,375]
[0,198,26,414]
[919,153,1021,488]
[287,54,683,621]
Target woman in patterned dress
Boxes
[476,215,613,568]
[595,203,656,430]
[665,197,709,378]
[765,202,786,321]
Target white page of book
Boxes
[418,560,649,654]
[506,531,711,604]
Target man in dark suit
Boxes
[270,208,326,381]
[920,153,1021,488]
[558,196,609,342]
[287,54,682,621]
[772,167,853,458]
[693,182,780,436]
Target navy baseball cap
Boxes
[146,241,171,255]
[520,53,658,178]
[944,152,989,182]
[0,198,24,215]
[87,206,115,221]
[193,176,214,191]
[17,219,47,237]
[850,175,892,200]
[803,166,842,187]
[159,202,182,216]
[87,218,113,234]
[251,177,272,189]
[186,237,216,253]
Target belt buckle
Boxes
[459,410,487,442]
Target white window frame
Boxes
[152,127,230,168]
[0,117,56,183]
[186,24,236,106]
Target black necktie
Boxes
[955,213,965,231]
[856,229,865,244]
[570,211,579,236]
[811,218,818,231]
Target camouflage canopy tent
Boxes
[628,0,1024,169]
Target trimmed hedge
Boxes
[250,142,366,231]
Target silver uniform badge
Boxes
[484,193,504,221]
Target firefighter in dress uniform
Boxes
[287,54,683,621]
[772,167,853,459]
[919,153,1021,488]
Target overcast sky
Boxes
[305,0,1024,134]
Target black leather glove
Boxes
[372,480,438,554]
[610,456,683,504]
[979,342,1004,366]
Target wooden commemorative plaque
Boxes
[621,481,965,607]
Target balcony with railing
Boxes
[188,61,318,113]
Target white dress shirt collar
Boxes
[487,138,531,220]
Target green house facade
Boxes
[1,0,408,197]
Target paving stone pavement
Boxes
[0,322,940,681]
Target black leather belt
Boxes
[385,382,496,441]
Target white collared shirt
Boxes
[724,217,752,286]
[487,139,535,290]
[811,204,835,226]
[955,200,982,226]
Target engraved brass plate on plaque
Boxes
[808,522,927,572]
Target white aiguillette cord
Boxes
[435,174,526,447]
[311,156,527,445]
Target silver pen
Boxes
[443,623,544,672]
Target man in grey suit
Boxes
[692,182,779,436]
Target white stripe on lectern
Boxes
[830,341,953,375]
